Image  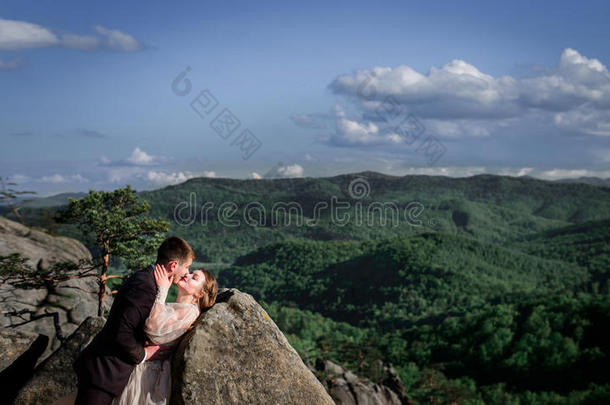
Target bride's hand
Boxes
[154,264,172,289]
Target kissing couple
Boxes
[54,236,218,405]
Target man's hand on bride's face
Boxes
[154,264,172,289]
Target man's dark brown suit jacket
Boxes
[74,265,157,396]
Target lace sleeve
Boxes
[144,287,200,345]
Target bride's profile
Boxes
[54,264,218,405]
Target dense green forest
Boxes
[219,231,610,403]
[5,172,610,403]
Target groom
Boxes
[73,236,196,405]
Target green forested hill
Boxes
[508,218,610,291]
[218,229,610,403]
[219,233,590,327]
[133,172,610,262]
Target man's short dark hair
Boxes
[156,236,196,264]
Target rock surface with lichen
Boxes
[0,216,109,360]
[171,287,335,405]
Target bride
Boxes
[54,264,218,405]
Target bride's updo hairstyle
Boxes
[184,268,218,334]
[196,268,218,312]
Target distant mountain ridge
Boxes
[21,192,87,208]
[19,171,610,208]
[22,171,610,207]
[552,176,610,188]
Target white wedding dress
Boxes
[112,286,200,405]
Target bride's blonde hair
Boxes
[196,268,218,312]
[184,268,218,334]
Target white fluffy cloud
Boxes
[553,108,610,136]
[98,149,217,186]
[94,25,143,52]
[277,164,304,177]
[401,166,488,177]
[146,171,195,185]
[0,17,59,50]
[324,48,610,141]
[0,17,142,53]
[330,48,610,118]
[329,60,519,119]
[318,105,415,146]
[127,147,155,165]
[497,167,535,177]
[145,170,215,186]
[536,168,610,180]
[263,163,304,178]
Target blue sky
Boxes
[1,0,610,196]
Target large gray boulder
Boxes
[171,288,335,405]
[0,216,91,266]
[13,316,106,405]
[0,216,109,360]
